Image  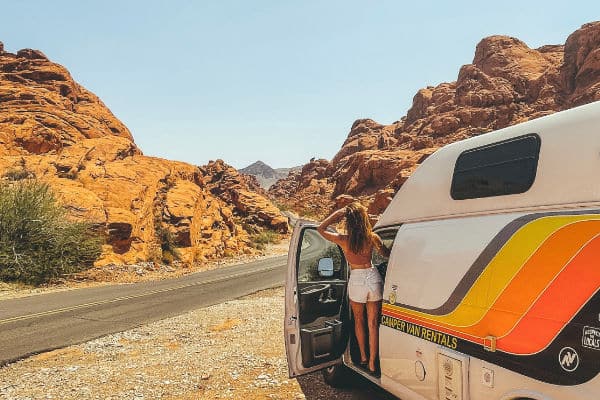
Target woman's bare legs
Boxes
[366,300,382,372]
[350,300,368,364]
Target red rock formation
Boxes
[269,158,334,218]
[0,42,286,266]
[202,160,289,233]
[269,22,600,220]
[561,22,600,107]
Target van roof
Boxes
[375,100,600,228]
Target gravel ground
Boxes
[0,288,394,400]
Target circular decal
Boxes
[389,290,397,305]
[558,347,580,372]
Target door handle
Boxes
[318,288,336,303]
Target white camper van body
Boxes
[284,101,600,400]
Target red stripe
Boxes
[497,235,600,354]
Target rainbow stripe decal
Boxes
[382,211,600,385]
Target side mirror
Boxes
[317,257,334,278]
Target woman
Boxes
[317,202,390,375]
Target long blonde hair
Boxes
[345,202,373,254]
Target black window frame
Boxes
[450,133,541,200]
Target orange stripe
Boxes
[384,215,600,328]
[497,234,600,354]
[382,219,600,355]
[461,220,600,338]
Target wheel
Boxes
[321,363,350,387]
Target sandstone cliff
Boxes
[0,42,287,266]
[269,22,600,218]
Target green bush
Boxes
[0,180,102,284]
[249,229,281,250]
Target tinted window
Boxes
[451,134,540,200]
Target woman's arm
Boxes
[372,234,391,258]
[317,208,346,244]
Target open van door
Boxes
[285,221,349,378]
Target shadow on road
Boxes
[297,371,397,400]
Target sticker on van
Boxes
[582,326,600,350]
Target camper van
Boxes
[284,101,600,400]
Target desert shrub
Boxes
[241,222,259,235]
[3,168,33,181]
[223,249,235,258]
[273,201,291,212]
[299,208,322,221]
[155,223,180,264]
[249,229,281,250]
[0,180,102,285]
[161,249,175,265]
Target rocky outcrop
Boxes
[202,160,289,233]
[561,22,600,107]
[0,43,287,266]
[0,45,133,157]
[269,158,334,218]
[269,22,600,219]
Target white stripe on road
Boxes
[0,264,284,326]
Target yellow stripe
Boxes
[386,214,600,328]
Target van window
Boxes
[372,228,398,279]
[451,134,540,200]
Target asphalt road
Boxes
[0,254,287,366]
[0,228,392,398]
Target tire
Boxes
[321,363,350,388]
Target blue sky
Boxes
[0,1,595,169]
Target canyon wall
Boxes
[270,22,600,218]
[0,43,286,266]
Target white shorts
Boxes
[348,267,383,303]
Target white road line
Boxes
[0,264,283,325]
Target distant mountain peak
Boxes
[240,161,277,178]
[240,161,301,189]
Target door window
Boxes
[297,228,346,282]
